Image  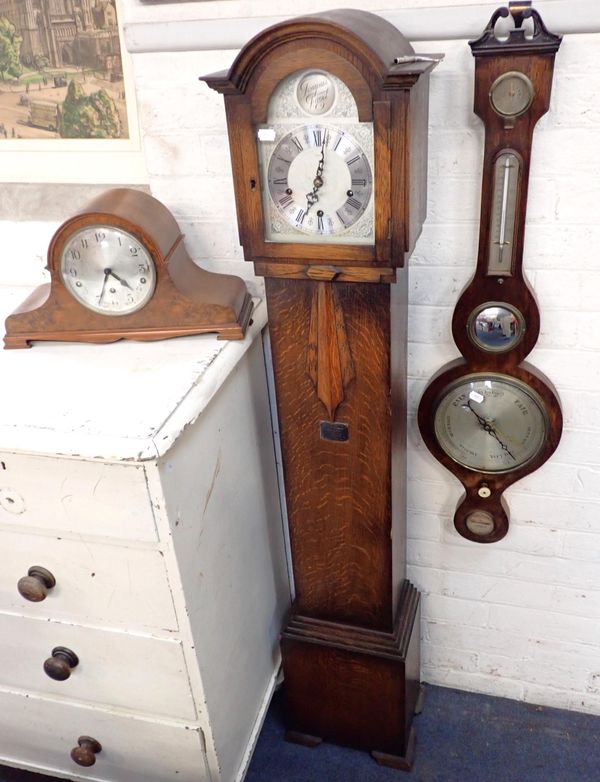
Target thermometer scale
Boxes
[488,151,520,274]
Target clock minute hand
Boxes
[464,401,516,461]
[305,134,327,215]
[98,268,111,304]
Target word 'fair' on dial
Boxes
[267,124,372,236]
[60,226,156,316]
[433,374,549,473]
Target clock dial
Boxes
[60,225,156,316]
[258,67,375,245]
[266,124,372,238]
[433,374,549,473]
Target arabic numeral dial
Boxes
[59,225,157,316]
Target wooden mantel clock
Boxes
[418,2,563,543]
[203,10,438,769]
[4,188,253,348]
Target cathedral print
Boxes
[0,1,129,139]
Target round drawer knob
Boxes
[71,736,102,767]
[44,646,79,681]
[17,566,56,602]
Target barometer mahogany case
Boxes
[418,3,563,544]
[204,10,438,769]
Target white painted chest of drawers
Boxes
[0,289,290,782]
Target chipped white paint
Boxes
[0,285,290,781]
[0,289,267,461]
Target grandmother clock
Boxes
[204,11,438,768]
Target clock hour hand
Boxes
[305,133,327,214]
[464,401,516,461]
[107,269,133,290]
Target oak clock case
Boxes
[203,10,438,771]
[417,2,563,544]
[4,188,253,348]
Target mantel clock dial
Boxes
[418,2,563,544]
[59,225,157,316]
[204,9,440,770]
[4,189,253,348]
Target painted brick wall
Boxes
[3,1,599,716]
[128,5,600,715]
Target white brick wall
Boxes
[129,4,600,716]
[4,0,599,717]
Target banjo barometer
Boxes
[418,2,563,543]
[204,10,438,769]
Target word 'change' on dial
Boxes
[433,374,549,473]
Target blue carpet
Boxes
[0,684,598,780]
[246,684,600,782]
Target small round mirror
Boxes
[468,303,524,352]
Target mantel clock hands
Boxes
[4,189,253,347]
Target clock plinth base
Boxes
[372,726,416,771]
[4,283,253,348]
[284,730,322,748]
[281,580,420,769]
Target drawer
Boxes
[0,613,196,720]
[0,529,177,632]
[0,689,208,782]
[0,453,157,542]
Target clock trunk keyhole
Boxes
[249,178,257,191]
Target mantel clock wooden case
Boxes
[418,2,563,544]
[203,10,438,769]
[4,188,253,348]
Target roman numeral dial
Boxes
[266,123,373,239]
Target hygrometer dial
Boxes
[489,71,534,118]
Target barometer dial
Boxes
[433,374,549,473]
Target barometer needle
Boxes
[464,401,516,460]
